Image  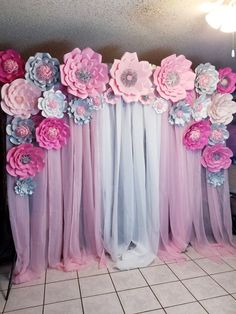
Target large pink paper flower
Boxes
[183,120,211,150]
[217,67,236,94]
[0,49,25,84]
[109,52,153,103]
[60,47,109,99]
[201,144,232,173]
[208,93,236,125]
[6,143,45,178]
[36,118,70,150]
[1,79,41,118]
[153,54,196,102]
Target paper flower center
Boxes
[77,70,91,83]
[3,59,19,73]
[166,71,180,86]
[196,103,203,111]
[15,125,30,138]
[120,69,138,87]
[21,154,31,164]
[15,96,24,104]
[36,64,53,80]
[213,152,221,161]
[211,129,222,141]
[220,77,229,87]
[198,74,210,87]
[48,127,59,138]
[47,99,58,109]
[141,95,149,101]
[189,129,200,141]
[176,110,183,118]
[76,106,86,115]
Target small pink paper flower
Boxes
[201,144,232,173]
[109,52,153,103]
[139,89,156,106]
[217,67,236,94]
[36,118,70,150]
[153,54,196,102]
[1,79,41,118]
[0,49,25,84]
[6,143,45,178]
[103,87,121,105]
[208,93,236,125]
[60,47,109,99]
[183,120,211,150]
[152,97,169,114]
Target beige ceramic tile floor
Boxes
[1,246,236,314]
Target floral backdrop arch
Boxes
[0,47,236,282]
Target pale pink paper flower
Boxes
[153,54,196,102]
[103,87,121,105]
[60,47,109,99]
[6,143,45,178]
[36,118,70,150]
[201,144,232,173]
[1,79,41,118]
[109,52,153,103]
[208,93,236,125]
[0,49,25,84]
[217,67,236,94]
[183,120,211,150]
[139,89,156,105]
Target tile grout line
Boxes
[164,261,210,314]
[137,267,167,314]
[190,258,236,298]
[76,271,85,314]
[42,270,47,314]
[107,266,126,313]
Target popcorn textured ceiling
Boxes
[0,0,235,68]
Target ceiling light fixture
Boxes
[204,0,236,57]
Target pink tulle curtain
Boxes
[7,110,235,283]
[159,113,235,261]
[7,116,103,283]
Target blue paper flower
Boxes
[25,53,60,90]
[38,90,67,118]
[195,63,219,95]
[208,123,229,146]
[207,170,225,187]
[6,117,35,145]
[14,177,37,196]
[67,98,94,125]
[168,101,192,126]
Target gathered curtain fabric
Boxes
[7,100,235,283]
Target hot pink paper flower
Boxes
[183,120,211,150]
[6,143,45,178]
[0,49,25,84]
[109,52,153,103]
[185,89,197,106]
[60,47,109,99]
[201,144,232,173]
[217,67,236,94]
[36,118,70,150]
[1,79,41,118]
[153,54,196,102]
[208,93,236,125]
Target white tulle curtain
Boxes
[100,100,161,268]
